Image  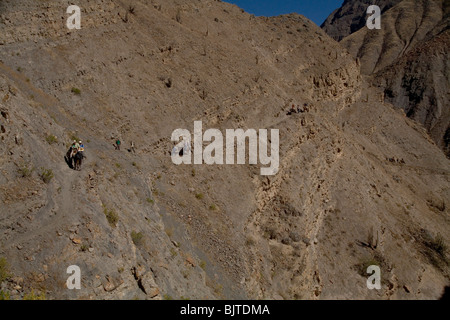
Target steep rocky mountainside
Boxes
[0,0,449,300]
[321,0,402,41]
[322,0,450,157]
[372,21,450,157]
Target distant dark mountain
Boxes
[320,0,402,41]
[322,0,450,157]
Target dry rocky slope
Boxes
[0,0,449,300]
[322,0,450,157]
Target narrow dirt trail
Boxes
[1,152,84,251]
[0,61,101,249]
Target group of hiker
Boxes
[287,103,310,115]
[114,138,135,153]
[171,138,191,157]
[64,137,136,171]
[387,156,405,164]
[66,140,85,171]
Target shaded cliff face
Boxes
[372,21,450,156]
[0,0,449,300]
[341,0,446,74]
[322,0,450,157]
[320,0,402,41]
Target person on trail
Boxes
[291,104,297,114]
[72,140,80,149]
[70,140,79,158]
[78,140,85,159]
[287,104,296,116]
[171,145,178,157]
[78,141,84,151]
[183,138,191,156]
[115,138,121,150]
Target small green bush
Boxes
[195,193,204,200]
[131,231,144,246]
[18,165,33,178]
[23,289,46,300]
[104,207,119,228]
[0,257,11,282]
[214,283,223,295]
[429,233,447,257]
[0,290,10,300]
[46,134,58,145]
[71,87,81,95]
[40,168,54,184]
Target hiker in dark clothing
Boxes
[287,104,297,115]
[115,139,121,150]
[291,104,297,114]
